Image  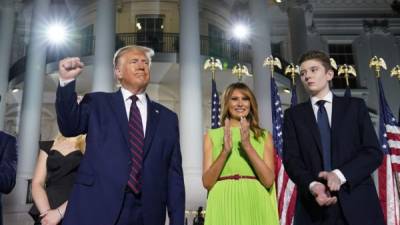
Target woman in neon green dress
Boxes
[203,82,279,225]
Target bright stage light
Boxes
[46,22,68,44]
[232,23,249,40]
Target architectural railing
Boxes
[9,32,253,82]
[9,32,359,89]
[80,32,253,65]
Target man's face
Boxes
[115,50,150,93]
[299,59,333,98]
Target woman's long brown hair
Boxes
[220,83,265,140]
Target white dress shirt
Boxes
[309,91,346,191]
[121,87,147,135]
[311,91,333,127]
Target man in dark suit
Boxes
[56,45,185,225]
[282,50,384,225]
[0,96,17,225]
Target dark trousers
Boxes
[321,203,348,225]
[114,189,143,225]
[294,200,349,225]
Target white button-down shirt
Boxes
[311,91,333,126]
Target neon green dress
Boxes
[204,127,279,225]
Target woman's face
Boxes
[228,89,251,120]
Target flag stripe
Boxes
[271,77,297,225]
[377,78,400,225]
[285,189,297,225]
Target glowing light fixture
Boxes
[46,22,68,44]
[232,23,249,40]
[136,22,142,30]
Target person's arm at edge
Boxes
[31,150,51,215]
[0,134,17,194]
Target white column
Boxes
[286,1,313,102]
[353,21,400,114]
[179,0,205,213]
[92,0,115,92]
[9,0,51,218]
[0,0,16,130]
[249,0,273,130]
[288,7,308,61]
[307,24,329,53]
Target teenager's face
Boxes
[228,89,251,121]
[299,59,333,98]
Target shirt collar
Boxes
[120,86,147,103]
[311,91,333,106]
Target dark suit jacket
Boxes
[283,96,384,225]
[56,81,185,225]
[0,131,17,225]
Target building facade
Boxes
[0,0,399,224]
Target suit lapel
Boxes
[303,101,324,156]
[109,90,129,147]
[331,96,346,139]
[143,95,160,159]
[331,96,346,168]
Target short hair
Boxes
[113,45,155,69]
[298,50,332,72]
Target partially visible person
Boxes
[0,95,18,225]
[202,83,279,225]
[282,50,384,225]
[192,206,204,225]
[30,134,85,225]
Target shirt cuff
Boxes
[59,78,75,87]
[309,181,319,193]
[333,169,347,185]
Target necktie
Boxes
[316,100,331,171]
[127,95,144,193]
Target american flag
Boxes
[211,79,221,129]
[271,77,296,225]
[377,78,400,225]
